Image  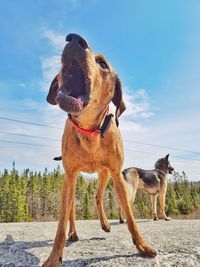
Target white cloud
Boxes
[121,113,200,181]
[1,88,199,181]
[0,98,63,172]
[120,120,148,133]
[23,98,44,111]
[116,89,152,135]
[39,30,65,92]
[123,89,154,119]
[40,55,61,92]
[42,30,65,51]
[18,83,26,88]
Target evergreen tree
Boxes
[0,165,199,222]
[83,192,92,219]
[107,180,117,218]
[165,181,178,215]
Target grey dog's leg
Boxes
[151,194,158,220]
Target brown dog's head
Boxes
[154,154,174,174]
[46,33,126,125]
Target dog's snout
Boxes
[169,166,174,174]
[66,33,88,49]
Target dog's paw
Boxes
[138,244,157,258]
[42,257,62,267]
[101,223,111,232]
[164,216,171,221]
[153,216,159,221]
[68,231,79,242]
[119,218,125,224]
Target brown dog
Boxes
[43,33,156,266]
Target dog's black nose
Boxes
[66,33,88,49]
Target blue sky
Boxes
[0,0,200,180]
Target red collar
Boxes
[68,107,112,137]
[69,117,101,136]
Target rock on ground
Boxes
[0,220,200,267]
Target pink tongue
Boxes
[55,91,83,113]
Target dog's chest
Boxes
[79,137,100,154]
[72,138,108,172]
[80,156,108,173]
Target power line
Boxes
[0,116,63,130]
[1,129,200,162]
[2,131,199,161]
[1,116,200,156]
[125,155,152,161]
[0,131,60,142]
[1,138,200,166]
[125,156,200,176]
[0,139,58,148]
[1,129,199,162]
[125,139,200,155]
[125,154,200,166]
[125,148,200,162]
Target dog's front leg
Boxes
[151,194,158,220]
[96,169,111,232]
[159,180,171,221]
[68,199,79,241]
[159,192,171,221]
[110,170,156,258]
[43,171,77,267]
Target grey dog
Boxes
[119,154,174,222]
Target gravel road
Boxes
[0,219,200,267]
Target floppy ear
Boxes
[112,76,126,126]
[46,75,59,105]
[165,154,169,160]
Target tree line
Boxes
[0,164,199,222]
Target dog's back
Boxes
[122,167,161,199]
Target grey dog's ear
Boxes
[112,76,126,126]
[46,75,59,105]
[165,154,169,160]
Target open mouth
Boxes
[55,60,89,114]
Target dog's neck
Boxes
[155,168,168,176]
[70,105,109,130]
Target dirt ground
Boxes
[0,219,200,267]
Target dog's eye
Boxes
[96,59,109,70]
[99,61,108,69]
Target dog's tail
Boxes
[54,156,62,161]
